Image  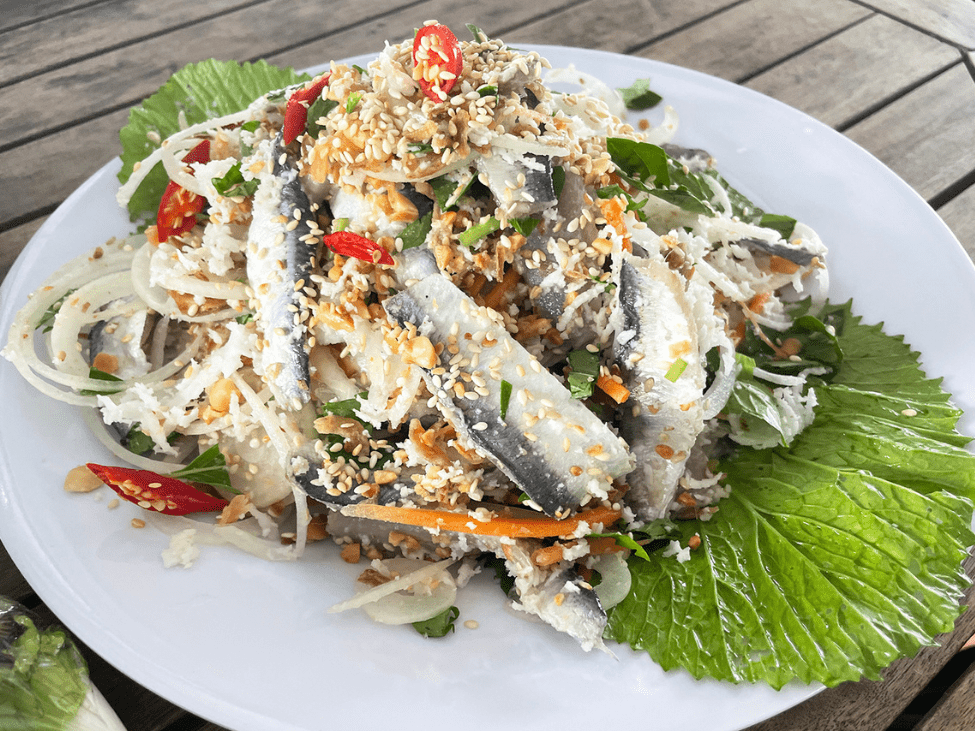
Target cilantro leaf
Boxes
[399,212,433,250]
[211,162,259,198]
[306,98,339,138]
[412,606,460,638]
[567,348,599,399]
[118,59,308,221]
[79,367,124,396]
[617,78,662,110]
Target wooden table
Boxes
[2,1,974,729]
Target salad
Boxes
[3,22,974,686]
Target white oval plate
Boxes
[2,45,974,731]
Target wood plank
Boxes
[502,0,739,53]
[0,539,34,600]
[0,216,47,282]
[844,62,975,202]
[855,0,975,50]
[0,0,110,33]
[261,0,593,71]
[637,0,871,82]
[0,0,419,150]
[938,184,975,263]
[0,0,268,87]
[916,661,975,731]
[745,551,975,730]
[745,13,958,129]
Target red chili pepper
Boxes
[413,23,463,102]
[283,73,331,144]
[323,231,394,266]
[156,139,211,243]
[86,462,229,516]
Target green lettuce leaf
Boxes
[118,59,309,222]
[606,301,975,688]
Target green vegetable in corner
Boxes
[0,601,88,730]
[606,301,975,688]
[170,444,237,493]
[118,59,309,222]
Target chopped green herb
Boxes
[412,606,460,638]
[235,312,254,324]
[211,162,259,198]
[429,173,474,210]
[80,367,124,396]
[476,84,497,97]
[407,142,435,154]
[664,357,688,382]
[617,78,663,110]
[345,91,363,114]
[171,444,237,492]
[499,379,513,419]
[510,217,540,237]
[321,393,371,431]
[125,424,155,456]
[36,289,75,333]
[306,98,339,137]
[589,531,652,561]
[353,64,369,75]
[567,348,600,399]
[589,273,616,293]
[400,211,433,250]
[759,212,798,240]
[466,23,489,42]
[240,120,261,133]
[333,217,349,232]
[458,217,501,247]
[552,165,566,199]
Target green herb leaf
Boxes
[353,64,369,76]
[510,217,540,237]
[240,120,261,133]
[125,424,155,456]
[466,23,489,42]
[476,84,497,97]
[759,212,798,240]
[567,348,599,399]
[306,98,339,138]
[118,59,308,221]
[412,606,460,638]
[320,393,371,432]
[552,165,566,199]
[235,312,254,324]
[589,532,652,561]
[617,78,663,110]
[429,173,474,211]
[171,444,236,492]
[79,367,124,396]
[458,217,501,247]
[606,301,975,689]
[332,217,349,232]
[345,91,363,114]
[399,211,433,250]
[407,142,435,155]
[211,162,259,198]
[35,289,75,333]
[0,607,89,729]
[499,379,513,419]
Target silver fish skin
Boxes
[614,255,706,521]
[476,151,556,220]
[246,136,316,409]
[384,273,634,518]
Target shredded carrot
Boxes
[598,197,632,252]
[340,503,623,539]
[596,374,630,404]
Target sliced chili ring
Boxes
[155,139,211,243]
[412,23,463,102]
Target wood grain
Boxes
[938,184,975,260]
[261,0,595,71]
[855,0,975,49]
[636,0,871,82]
[502,0,740,53]
[0,0,110,33]
[745,12,958,129]
[844,61,975,202]
[917,661,975,730]
[0,0,267,86]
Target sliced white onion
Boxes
[592,552,631,610]
[327,557,457,623]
